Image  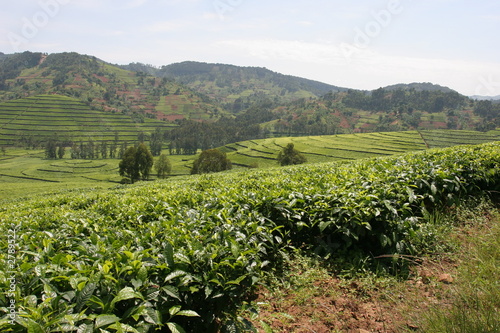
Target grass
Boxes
[252,197,500,332]
[419,199,500,333]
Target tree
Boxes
[119,143,154,183]
[191,149,232,174]
[119,146,139,182]
[100,141,108,159]
[57,145,65,159]
[155,154,172,179]
[45,140,58,159]
[136,143,154,180]
[277,143,307,166]
[150,127,164,156]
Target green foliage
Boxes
[422,201,500,333]
[119,143,154,183]
[1,143,500,331]
[0,94,172,148]
[150,128,164,157]
[155,154,172,179]
[277,143,307,166]
[191,149,232,174]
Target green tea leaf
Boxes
[166,322,186,333]
[95,314,120,328]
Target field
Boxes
[0,94,173,147]
[1,129,500,200]
[221,129,500,168]
[1,142,499,332]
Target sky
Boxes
[1,0,500,96]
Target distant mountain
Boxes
[470,95,500,101]
[383,82,457,93]
[121,61,348,112]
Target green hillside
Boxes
[0,94,172,147]
[0,52,224,122]
[122,61,347,113]
[2,52,499,155]
[220,130,500,168]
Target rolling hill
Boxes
[0,52,225,123]
[1,51,499,149]
[3,129,500,200]
[220,129,500,168]
[122,61,349,112]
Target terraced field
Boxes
[1,129,500,199]
[220,130,500,168]
[0,94,173,146]
[221,131,427,167]
[420,129,500,148]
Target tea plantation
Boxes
[1,142,500,332]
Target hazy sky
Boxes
[1,0,500,96]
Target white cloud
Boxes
[218,39,345,64]
[143,20,192,33]
[298,20,313,26]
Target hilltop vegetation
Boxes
[0,52,224,123]
[122,61,347,112]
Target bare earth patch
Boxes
[251,230,478,333]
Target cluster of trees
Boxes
[166,102,274,155]
[69,141,124,160]
[44,140,127,160]
[474,100,500,131]
[39,52,101,75]
[44,140,66,159]
[118,143,153,183]
[277,143,307,166]
[118,143,172,183]
[0,51,42,90]
[43,129,166,161]
[191,149,232,174]
[338,88,468,113]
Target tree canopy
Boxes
[277,143,307,166]
[191,149,232,174]
[155,153,172,179]
[119,143,153,183]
